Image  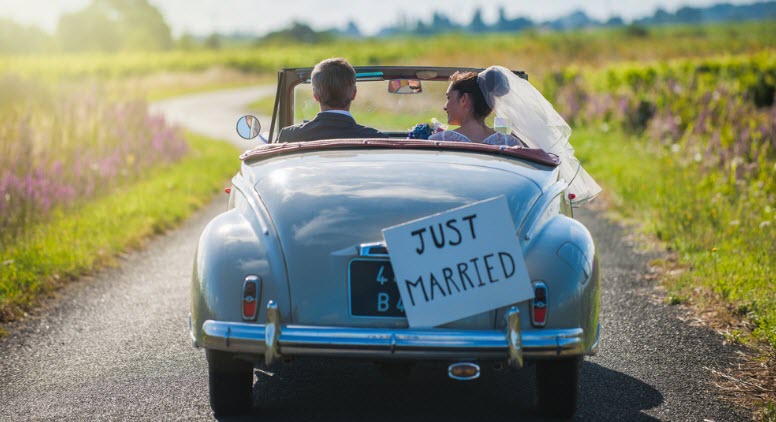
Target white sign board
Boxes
[382,196,534,328]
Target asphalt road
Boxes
[0,88,750,421]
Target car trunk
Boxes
[251,150,552,328]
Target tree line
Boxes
[0,0,171,54]
[237,1,776,45]
[1,0,774,53]
[375,2,776,36]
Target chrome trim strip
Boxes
[358,242,389,257]
[201,321,587,360]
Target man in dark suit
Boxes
[278,58,388,142]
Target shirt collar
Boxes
[320,110,353,118]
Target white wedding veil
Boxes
[477,66,601,205]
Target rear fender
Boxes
[191,205,290,346]
[497,215,599,348]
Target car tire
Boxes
[535,356,581,419]
[206,349,254,415]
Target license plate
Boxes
[349,259,406,317]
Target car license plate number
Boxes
[349,259,405,317]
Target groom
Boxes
[278,58,388,142]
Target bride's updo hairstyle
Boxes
[449,71,493,119]
[477,66,510,108]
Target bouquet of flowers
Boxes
[408,118,448,139]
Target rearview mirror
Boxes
[388,79,422,94]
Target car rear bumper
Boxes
[193,302,597,367]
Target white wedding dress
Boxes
[428,130,520,146]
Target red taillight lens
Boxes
[242,276,260,321]
[531,282,547,327]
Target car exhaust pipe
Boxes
[448,362,480,381]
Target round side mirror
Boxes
[236,115,262,140]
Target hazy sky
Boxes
[0,0,760,36]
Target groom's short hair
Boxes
[311,58,357,108]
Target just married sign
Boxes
[382,196,534,328]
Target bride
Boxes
[429,70,520,146]
[429,66,601,205]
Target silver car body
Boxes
[191,144,599,362]
[190,66,600,416]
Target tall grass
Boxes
[0,75,188,246]
[559,53,776,347]
[0,132,239,322]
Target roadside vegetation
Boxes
[0,90,238,321]
[0,78,189,243]
[553,52,776,347]
[557,52,776,417]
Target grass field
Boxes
[3,21,775,82]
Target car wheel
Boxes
[206,349,254,415]
[535,356,581,419]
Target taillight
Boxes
[531,282,547,327]
[242,275,260,321]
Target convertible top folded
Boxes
[240,138,560,167]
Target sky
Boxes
[0,0,761,37]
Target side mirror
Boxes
[236,115,262,140]
[388,79,422,94]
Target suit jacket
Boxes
[278,112,388,142]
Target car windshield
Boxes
[292,77,495,135]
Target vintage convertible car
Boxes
[190,66,600,418]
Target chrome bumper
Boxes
[198,301,591,368]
